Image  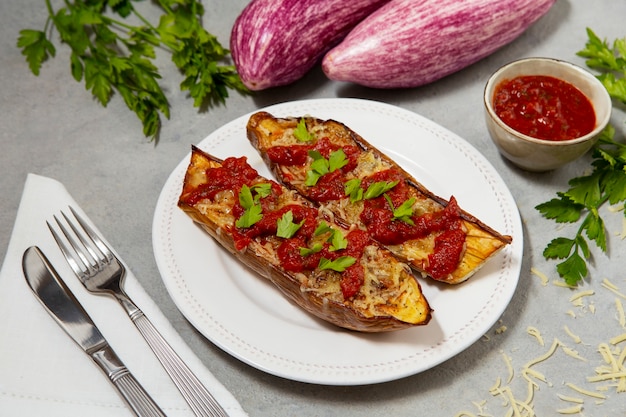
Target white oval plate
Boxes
[152,98,523,386]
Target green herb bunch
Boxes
[535,28,626,286]
[17,0,249,141]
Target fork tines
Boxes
[47,207,112,279]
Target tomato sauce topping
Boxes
[493,75,596,141]
[200,156,371,299]
[267,137,360,171]
[186,156,259,205]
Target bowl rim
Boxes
[484,57,612,147]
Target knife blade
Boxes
[22,246,166,417]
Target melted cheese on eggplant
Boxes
[184,153,428,322]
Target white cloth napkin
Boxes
[0,174,248,417]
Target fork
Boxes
[48,207,230,417]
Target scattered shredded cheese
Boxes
[496,325,508,334]
[617,299,626,328]
[557,394,584,404]
[527,326,545,346]
[530,267,549,286]
[589,303,596,314]
[609,333,626,345]
[562,346,587,361]
[522,338,561,387]
[502,351,514,384]
[565,382,607,400]
[554,280,578,289]
[602,278,620,290]
[602,279,626,300]
[570,290,595,303]
[525,338,561,369]
[563,325,582,344]
[556,404,584,414]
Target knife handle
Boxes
[92,345,166,417]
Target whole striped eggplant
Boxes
[322,0,557,88]
[230,0,391,91]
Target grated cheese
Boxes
[527,326,545,346]
[501,351,514,384]
[602,278,626,300]
[569,290,594,303]
[553,280,578,289]
[496,325,508,334]
[525,338,561,369]
[556,404,583,414]
[562,346,587,361]
[616,299,626,328]
[563,325,582,344]
[609,332,626,345]
[557,394,584,404]
[530,267,549,286]
[565,382,606,400]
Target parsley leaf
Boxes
[235,184,271,229]
[328,229,348,251]
[536,29,626,286]
[235,204,262,229]
[318,256,356,272]
[344,178,363,202]
[17,0,249,141]
[300,243,322,257]
[363,180,399,200]
[304,149,347,186]
[276,210,304,239]
[293,118,315,142]
[313,221,333,236]
[385,195,416,225]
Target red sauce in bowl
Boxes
[493,75,596,141]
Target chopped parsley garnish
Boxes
[305,149,348,186]
[294,118,316,142]
[344,178,364,202]
[364,180,399,200]
[276,210,304,238]
[318,256,356,272]
[385,195,416,225]
[235,183,271,228]
[344,178,399,202]
[300,243,322,257]
[313,221,334,236]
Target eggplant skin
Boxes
[178,146,432,332]
[322,0,557,88]
[230,0,390,91]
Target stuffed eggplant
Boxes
[246,111,513,284]
[178,146,432,332]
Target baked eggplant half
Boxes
[178,146,431,332]
[246,111,513,284]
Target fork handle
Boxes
[121,300,229,417]
[92,345,166,417]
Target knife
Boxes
[22,246,166,417]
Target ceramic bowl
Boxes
[484,57,612,172]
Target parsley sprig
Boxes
[305,149,348,186]
[17,0,249,141]
[235,183,271,229]
[536,28,626,285]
